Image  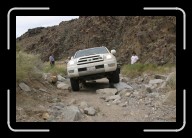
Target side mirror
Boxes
[71,56,74,60]
[111,49,116,55]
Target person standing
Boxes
[131,52,139,64]
[49,54,55,66]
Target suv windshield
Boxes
[74,47,109,58]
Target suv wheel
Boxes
[110,68,120,83]
[70,78,79,91]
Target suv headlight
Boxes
[68,60,75,65]
[106,54,112,59]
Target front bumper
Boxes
[67,59,117,78]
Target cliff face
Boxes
[16,16,176,65]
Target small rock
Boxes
[54,102,65,108]
[130,112,134,116]
[94,107,100,112]
[163,90,176,106]
[119,89,132,96]
[113,82,133,92]
[39,88,47,92]
[166,72,175,82]
[160,82,167,88]
[149,79,164,84]
[153,92,159,98]
[84,107,96,116]
[99,96,106,100]
[138,76,144,82]
[154,74,167,80]
[61,106,81,121]
[80,101,88,109]
[52,98,61,103]
[119,102,127,107]
[68,99,76,105]
[32,88,37,92]
[52,105,63,110]
[42,73,51,80]
[42,112,49,120]
[125,92,131,97]
[131,83,139,90]
[96,88,117,95]
[105,95,121,102]
[121,77,130,83]
[112,99,121,105]
[57,83,71,90]
[146,87,152,93]
[19,82,31,92]
[48,75,58,84]
[57,75,66,82]
[151,84,157,89]
[79,108,84,113]
[145,100,151,105]
[133,91,139,95]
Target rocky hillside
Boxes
[16,16,176,65]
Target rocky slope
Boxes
[16,72,176,122]
[16,16,176,65]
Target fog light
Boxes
[108,63,115,67]
[68,70,74,73]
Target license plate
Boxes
[87,67,95,71]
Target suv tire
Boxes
[110,68,120,83]
[70,78,79,91]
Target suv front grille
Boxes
[78,65,104,72]
[77,55,103,65]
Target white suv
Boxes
[67,46,120,91]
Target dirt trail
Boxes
[65,79,128,122]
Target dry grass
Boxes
[16,51,43,82]
[121,63,175,78]
[43,61,67,76]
